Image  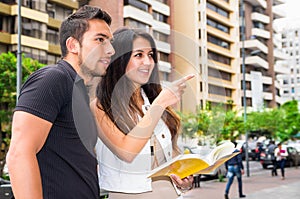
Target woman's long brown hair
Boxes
[96,28,180,153]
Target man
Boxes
[6,5,115,199]
[224,141,246,199]
[267,140,277,176]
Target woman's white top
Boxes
[95,89,173,193]
[274,146,288,161]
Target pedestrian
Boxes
[6,5,115,199]
[255,142,263,161]
[224,141,246,199]
[267,140,277,176]
[91,27,194,199]
[274,142,288,180]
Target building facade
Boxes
[172,0,241,112]
[277,27,300,103]
[0,0,289,112]
[241,0,286,111]
[86,0,172,83]
[0,0,79,64]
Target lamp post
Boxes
[240,0,250,177]
[17,0,22,103]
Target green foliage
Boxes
[179,101,300,145]
[180,104,245,144]
[0,52,45,177]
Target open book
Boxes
[147,141,239,179]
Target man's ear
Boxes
[66,37,80,54]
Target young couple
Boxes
[7,5,194,199]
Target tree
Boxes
[0,52,44,177]
[245,100,300,142]
[180,104,245,145]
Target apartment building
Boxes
[241,0,286,110]
[172,0,240,112]
[86,0,172,82]
[0,0,79,64]
[276,27,300,103]
[0,0,288,112]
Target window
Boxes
[207,2,229,18]
[208,34,229,49]
[158,52,169,62]
[47,53,60,65]
[207,18,229,33]
[153,11,168,23]
[208,51,231,65]
[124,19,149,30]
[154,0,167,4]
[153,30,168,43]
[22,18,43,38]
[22,0,46,12]
[124,0,148,12]
[208,84,231,97]
[47,29,59,45]
[22,46,47,64]
[0,16,3,32]
[208,67,231,81]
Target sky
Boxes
[273,0,300,31]
[284,0,299,18]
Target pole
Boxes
[16,0,22,103]
[240,0,250,177]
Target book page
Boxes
[207,142,235,164]
[148,154,209,179]
[195,152,239,174]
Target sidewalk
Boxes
[183,166,300,199]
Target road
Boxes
[184,161,300,199]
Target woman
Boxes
[91,28,194,198]
[274,143,288,180]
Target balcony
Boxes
[242,39,268,54]
[273,0,286,6]
[272,6,286,19]
[152,20,170,35]
[251,12,270,24]
[274,49,287,61]
[251,28,270,39]
[155,39,170,54]
[151,0,170,16]
[48,0,78,9]
[124,5,153,25]
[158,60,171,73]
[244,0,267,8]
[245,56,268,69]
[274,63,289,75]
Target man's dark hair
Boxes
[59,5,112,57]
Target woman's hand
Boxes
[170,174,194,193]
[154,74,195,108]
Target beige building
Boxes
[172,0,241,112]
[0,0,79,64]
[0,0,287,112]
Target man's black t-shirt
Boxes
[15,60,99,199]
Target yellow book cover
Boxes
[147,141,239,179]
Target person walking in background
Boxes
[255,142,263,161]
[224,141,246,199]
[274,142,288,180]
[91,27,194,199]
[267,140,277,176]
[6,5,115,199]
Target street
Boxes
[184,161,300,199]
